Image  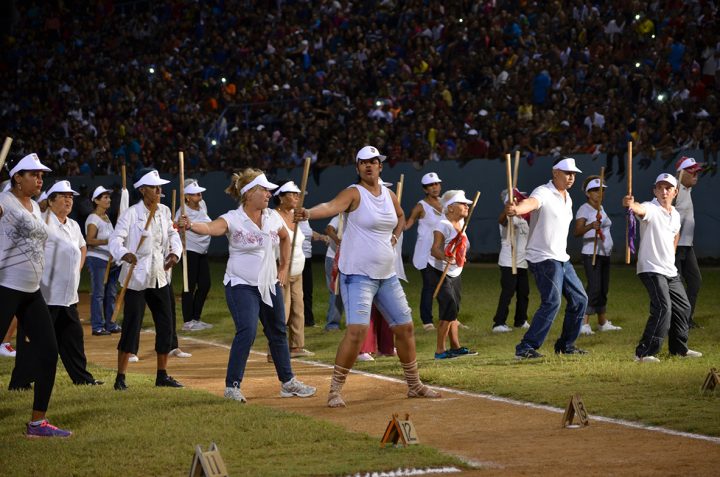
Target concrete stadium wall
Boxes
[64,150,720,260]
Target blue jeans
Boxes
[339,273,413,327]
[86,256,120,331]
[516,260,587,355]
[224,283,293,387]
[324,256,344,330]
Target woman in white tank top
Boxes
[296,145,441,408]
[404,172,443,330]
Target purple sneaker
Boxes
[25,419,72,438]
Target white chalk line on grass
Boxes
[177,335,720,445]
[344,467,462,477]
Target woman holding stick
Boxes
[428,190,478,359]
[85,185,122,336]
[574,176,621,335]
[295,145,440,407]
[109,170,184,391]
[178,169,316,402]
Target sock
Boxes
[157,369,168,379]
[329,364,350,395]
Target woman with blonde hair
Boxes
[179,169,315,403]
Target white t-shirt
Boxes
[526,181,573,263]
[0,191,48,292]
[575,202,613,256]
[175,201,211,254]
[412,199,443,270]
[427,219,468,278]
[41,213,85,306]
[85,213,114,260]
[498,216,529,268]
[675,184,694,247]
[637,199,681,277]
[339,184,397,279]
[221,207,283,287]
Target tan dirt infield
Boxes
[80,301,719,476]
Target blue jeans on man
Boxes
[86,255,120,332]
[224,283,293,388]
[516,259,587,356]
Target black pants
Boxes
[11,304,94,387]
[419,267,435,325]
[118,285,173,355]
[0,287,57,413]
[181,251,211,323]
[582,254,610,315]
[636,273,690,357]
[302,257,314,326]
[675,246,702,321]
[492,266,530,327]
[427,266,461,322]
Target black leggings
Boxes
[181,251,211,323]
[0,286,58,413]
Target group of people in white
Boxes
[0,145,705,438]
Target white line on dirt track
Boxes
[178,335,720,445]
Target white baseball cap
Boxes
[584,178,608,193]
[91,185,112,201]
[239,173,278,195]
[184,180,206,194]
[46,180,79,196]
[9,153,52,178]
[421,172,442,185]
[442,190,473,208]
[675,156,702,173]
[273,180,302,196]
[134,170,170,189]
[553,157,582,173]
[655,173,678,187]
[355,145,386,162]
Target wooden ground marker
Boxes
[189,442,229,477]
[380,413,419,447]
[701,368,719,392]
[562,394,589,428]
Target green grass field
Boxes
[166,260,720,436]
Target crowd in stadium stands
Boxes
[1,0,718,180]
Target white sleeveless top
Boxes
[339,184,397,279]
[281,220,305,277]
[85,212,114,260]
[412,199,443,270]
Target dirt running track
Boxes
[80,311,719,476]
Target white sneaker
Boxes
[519,321,530,329]
[422,323,435,331]
[0,342,16,358]
[170,348,192,358]
[128,354,140,363]
[457,321,470,330]
[280,377,316,398]
[580,324,595,336]
[681,349,703,358]
[181,321,199,331]
[492,324,512,333]
[357,352,375,362]
[634,355,660,363]
[597,321,622,332]
[224,385,247,403]
[195,320,213,329]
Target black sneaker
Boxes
[555,346,588,355]
[92,329,111,336]
[449,347,478,357]
[155,375,184,388]
[114,377,128,391]
[515,349,544,360]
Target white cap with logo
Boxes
[46,180,79,196]
[654,173,678,187]
[134,170,170,189]
[91,185,112,201]
[421,172,442,185]
[9,153,52,178]
[355,145,386,162]
[552,157,582,173]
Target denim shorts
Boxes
[339,273,413,327]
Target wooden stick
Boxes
[0,137,12,172]
[333,214,345,295]
[396,174,405,203]
[171,189,177,217]
[179,152,189,292]
[110,203,158,324]
[592,167,605,266]
[625,142,633,264]
[433,191,481,299]
[505,154,517,275]
[513,150,520,190]
[288,157,312,278]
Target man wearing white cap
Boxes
[11,180,102,389]
[674,157,703,328]
[623,173,702,362]
[109,169,184,390]
[0,153,72,437]
[505,157,588,359]
[405,172,443,331]
[176,179,213,332]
